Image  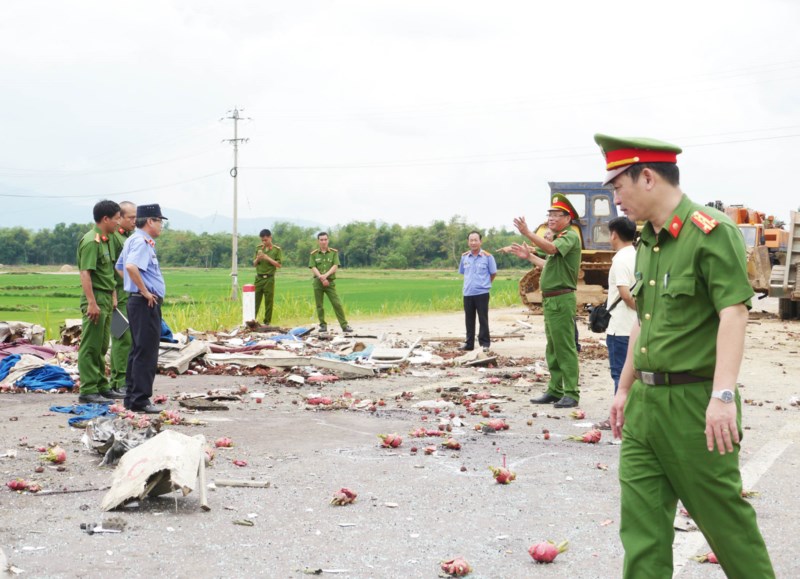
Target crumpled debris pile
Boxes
[0,339,78,393]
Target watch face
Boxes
[718,390,734,403]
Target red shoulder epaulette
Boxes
[690,210,718,234]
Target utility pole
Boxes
[222,108,249,301]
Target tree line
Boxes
[0,217,533,270]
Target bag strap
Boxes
[606,295,623,312]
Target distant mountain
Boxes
[1,198,320,235]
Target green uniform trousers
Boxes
[313,280,348,328]
[109,295,130,390]
[542,292,580,401]
[78,290,113,395]
[620,381,775,579]
[255,275,276,324]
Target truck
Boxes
[769,210,800,320]
[706,202,799,320]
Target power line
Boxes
[0,171,225,199]
[241,132,800,171]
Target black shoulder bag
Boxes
[588,295,623,334]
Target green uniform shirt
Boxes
[255,244,283,275]
[109,227,131,291]
[539,227,581,292]
[633,194,753,377]
[308,248,340,281]
[77,225,116,292]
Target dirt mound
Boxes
[59,264,75,272]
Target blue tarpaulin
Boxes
[50,403,116,427]
[0,354,21,381]
[161,320,178,343]
[270,327,311,343]
[16,365,74,390]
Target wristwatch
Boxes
[711,389,735,403]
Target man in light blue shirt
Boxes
[458,231,497,352]
[115,204,167,414]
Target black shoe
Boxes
[457,344,474,351]
[342,325,354,333]
[78,393,112,405]
[530,393,560,404]
[554,396,579,408]
[481,346,490,353]
[131,404,161,414]
[100,388,126,400]
[318,324,328,333]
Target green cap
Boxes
[593,133,682,184]
[549,193,579,220]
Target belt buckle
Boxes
[640,371,656,386]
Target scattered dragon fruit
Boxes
[570,409,586,419]
[440,557,472,576]
[691,552,719,564]
[378,433,403,448]
[232,459,248,467]
[160,409,182,425]
[215,437,234,448]
[6,479,29,491]
[108,403,125,414]
[529,540,569,563]
[568,429,602,444]
[424,446,436,455]
[489,466,516,484]
[442,438,461,450]
[330,487,358,506]
[306,396,333,406]
[42,445,67,464]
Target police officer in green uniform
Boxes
[308,231,353,333]
[77,200,124,404]
[253,228,282,324]
[596,134,774,578]
[508,195,582,408]
[109,201,136,393]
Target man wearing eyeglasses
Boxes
[115,204,167,414]
[507,194,582,408]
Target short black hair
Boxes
[468,230,482,240]
[259,229,272,237]
[608,216,636,242]
[627,162,680,187]
[93,200,121,223]
[317,231,328,239]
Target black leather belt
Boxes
[542,288,576,298]
[129,292,164,304]
[634,370,709,386]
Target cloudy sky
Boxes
[2,0,799,232]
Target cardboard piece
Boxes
[101,430,208,511]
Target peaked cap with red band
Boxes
[593,134,682,185]
[549,193,579,220]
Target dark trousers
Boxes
[463,292,490,348]
[125,294,161,409]
[606,334,629,393]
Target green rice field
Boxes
[0,267,528,339]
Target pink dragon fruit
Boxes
[378,433,403,448]
[529,540,568,563]
[568,429,602,444]
[489,466,516,484]
[440,557,472,576]
[330,487,358,506]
